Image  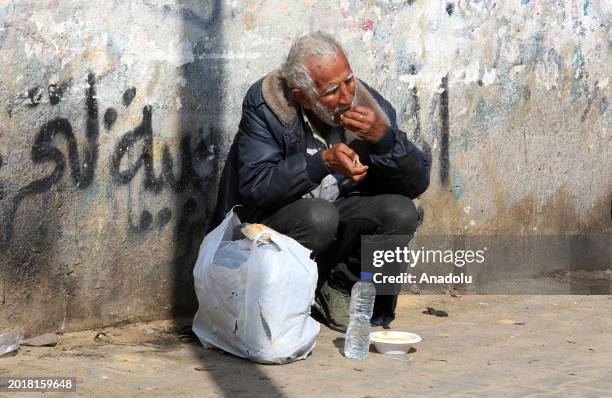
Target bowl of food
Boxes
[370,331,422,354]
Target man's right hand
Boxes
[321,143,368,181]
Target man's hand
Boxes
[321,143,368,181]
[340,106,387,143]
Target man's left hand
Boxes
[341,106,387,143]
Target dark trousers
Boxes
[251,194,419,324]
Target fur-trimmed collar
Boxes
[261,69,390,127]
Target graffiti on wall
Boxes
[1,74,99,245]
[0,73,217,258]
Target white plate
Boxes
[370,331,422,354]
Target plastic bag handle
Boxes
[250,229,316,277]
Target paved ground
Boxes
[1,294,611,397]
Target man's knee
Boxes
[293,199,339,253]
[377,194,418,235]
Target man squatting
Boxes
[211,32,431,331]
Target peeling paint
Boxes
[452,174,465,201]
[481,67,497,86]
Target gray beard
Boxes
[309,98,350,128]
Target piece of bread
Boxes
[241,223,276,241]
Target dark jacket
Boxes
[210,71,431,228]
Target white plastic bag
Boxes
[0,328,24,356]
[192,209,320,364]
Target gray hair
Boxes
[280,31,345,96]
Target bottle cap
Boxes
[360,272,373,282]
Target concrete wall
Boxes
[1,0,609,335]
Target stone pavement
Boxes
[1,295,610,397]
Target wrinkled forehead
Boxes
[306,52,352,91]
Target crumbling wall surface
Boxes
[1,1,610,334]
[0,0,227,335]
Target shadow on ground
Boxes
[172,2,286,396]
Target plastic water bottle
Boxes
[344,272,376,360]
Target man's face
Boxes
[303,52,355,126]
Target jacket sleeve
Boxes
[237,106,330,211]
[362,89,431,199]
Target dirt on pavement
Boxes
[1,294,611,397]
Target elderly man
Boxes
[212,32,430,331]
